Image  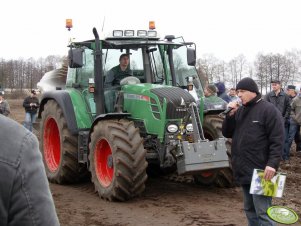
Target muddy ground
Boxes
[8,99,301,226]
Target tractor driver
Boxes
[104,53,133,87]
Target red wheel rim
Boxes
[43,117,61,172]
[201,171,214,178]
[95,139,114,187]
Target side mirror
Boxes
[68,48,84,68]
[187,48,196,66]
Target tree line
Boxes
[0,55,65,92]
[197,49,301,93]
[1,49,301,94]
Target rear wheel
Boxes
[89,119,148,201]
[40,100,87,183]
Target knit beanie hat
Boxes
[236,77,259,94]
[207,84,217,94]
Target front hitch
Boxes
[176,138,229,175]
[176,102,229,175]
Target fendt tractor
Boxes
[37,22,234,201]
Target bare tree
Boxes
[197,54,220,83]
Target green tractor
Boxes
[37,26,233,201]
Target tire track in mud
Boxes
[59,177,243,226]
[140,178,243,226]
[70,182,97,195]
[179,210,236,226]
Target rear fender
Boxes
[38,91,78,135]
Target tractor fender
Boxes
[87,113,131,152]
[204,109,225,116]
[90,113,130,133]
[38,90,78,135]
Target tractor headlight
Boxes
[167,124,178,133]
[186,123,193,132]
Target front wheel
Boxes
[89,119,148,201]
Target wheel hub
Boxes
[95,138,114,187]
[44,117,61,172]
[107,155,113,168]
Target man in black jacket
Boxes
[222,77,284,226]
[23,90,40,132]
[264,80,290,162]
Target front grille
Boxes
[151,87,195,119]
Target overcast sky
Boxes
[1,0,301,61]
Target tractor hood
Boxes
[122,83,196,119]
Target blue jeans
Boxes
[242,185,275,226]
[24,112,37,132]
[284,119,300,160]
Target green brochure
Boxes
[250,169,286,197]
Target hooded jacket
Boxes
[215,82,231,103]
[222,95,284,185]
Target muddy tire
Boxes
[201,115,235,187]
[40,100,88,184]
[89,119,148,201]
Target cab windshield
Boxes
[101,38,203,98]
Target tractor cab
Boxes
[68,27,204,116]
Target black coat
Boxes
[23,96,39,114]
[222,95,284,185]
[264,90,290,120]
